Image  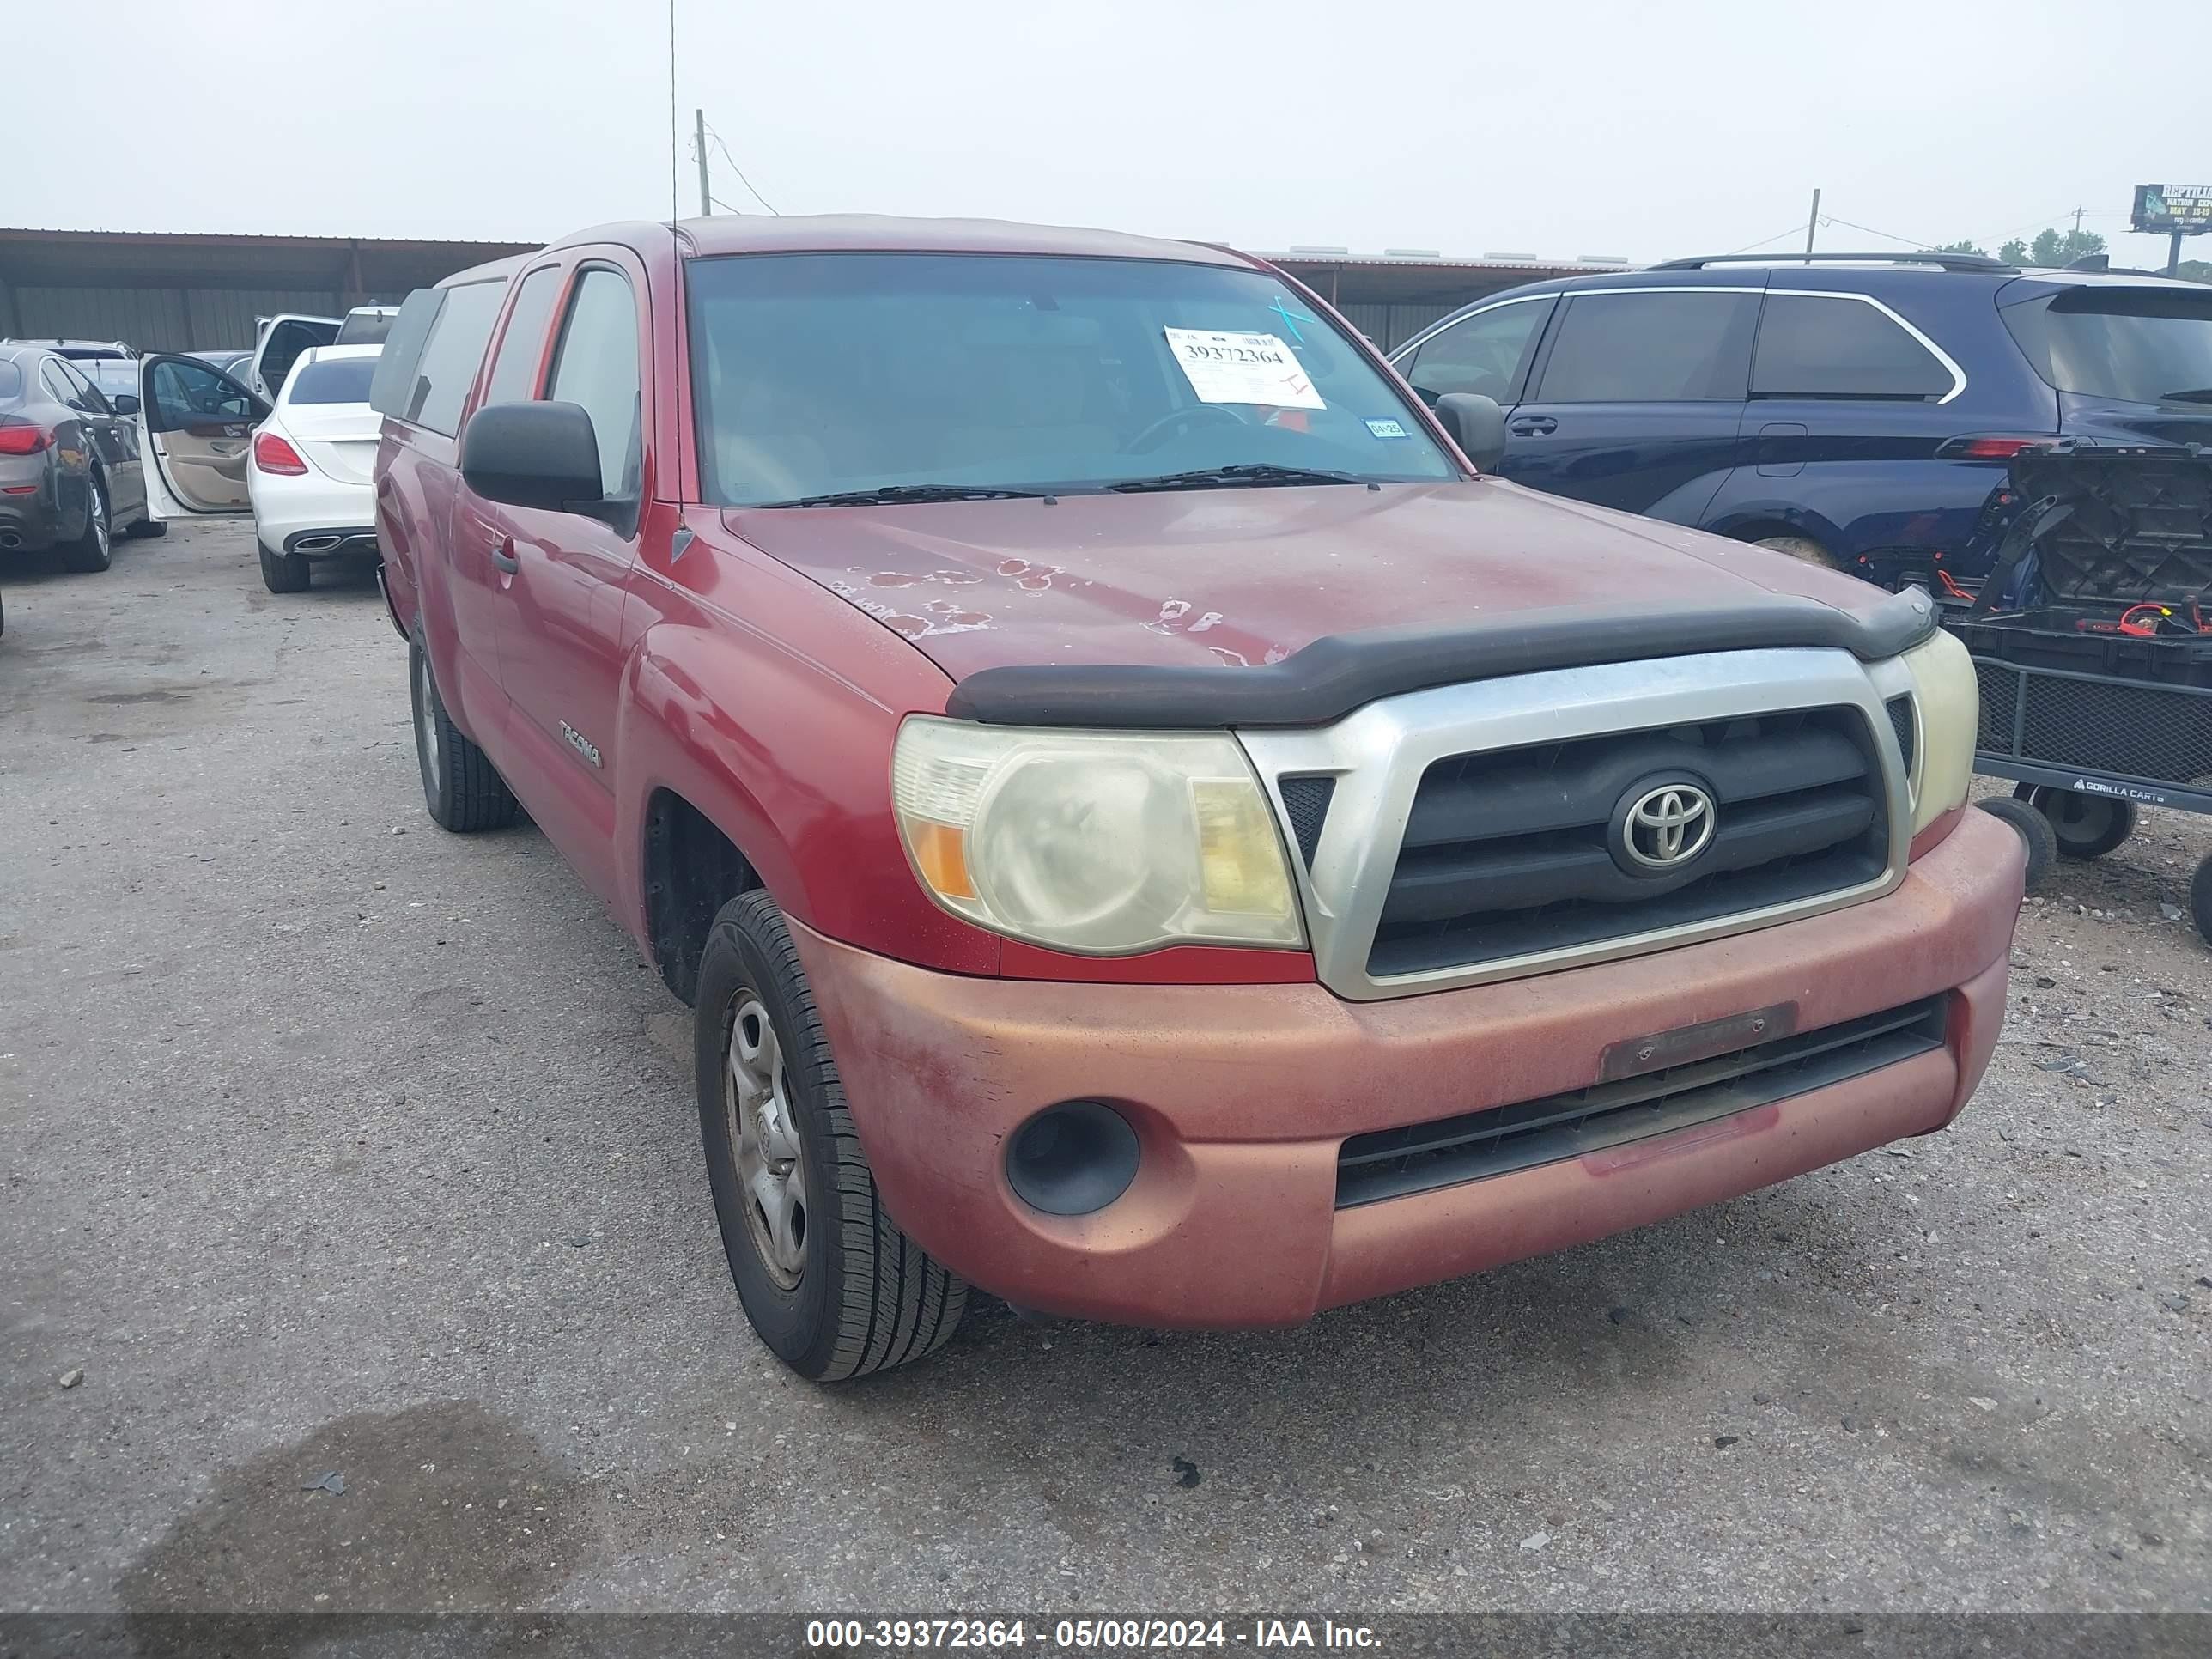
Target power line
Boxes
[1817,212,1940,250]
[703,125,780,216]
[1720,221,1814,257]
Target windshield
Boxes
[2004,286,2212,406]
[287,356,378,404]
[685,252,1456,505]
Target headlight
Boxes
[1899,629,1977,837]
[890,717,1304,954]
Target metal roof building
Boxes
[0,227,1623,356]
[0,228,538,352]
[1261,249,1632,350]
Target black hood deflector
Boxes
[945,588,1940,729]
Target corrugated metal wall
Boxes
[7,285,401,351]
[1337,301,1457,352]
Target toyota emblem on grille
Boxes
[1618,781,1717,872]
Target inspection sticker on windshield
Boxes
[1163,328,1326,410]
[1364,418,1408,439]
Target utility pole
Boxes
[2072,204,2086,237]
[695,108,712,217]
[1804,188,1820,261]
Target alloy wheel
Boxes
[725,994,808,1290]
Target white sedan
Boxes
[246,343,381,593]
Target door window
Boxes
[403,279,508,435]
[1403,300,1552,404]
[149,358,258,425]
[1753,295,1954,399]
[43,360,95,411]
[483,265,565,405]
[1533,291,1759,403]
[52,358,112,412]
[545,268,641,500]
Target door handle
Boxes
[490,537,520,574]
[1509,416,1558,436]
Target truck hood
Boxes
[725,479,1894,682]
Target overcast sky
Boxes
[15,0,2209,270]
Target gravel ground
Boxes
[1,519,2207,1618]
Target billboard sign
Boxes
[2133,185,2212,235]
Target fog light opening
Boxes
[1005,1100,1139,1217]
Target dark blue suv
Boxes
[1388,252,2212,588]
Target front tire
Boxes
[1978,796,2057,891]
[695,890,966,1381]
[409,630,519,832]
[2191,856,2212,948]
[2026,787,2137,860]
[258,538,310,593]
[58,475,112,573]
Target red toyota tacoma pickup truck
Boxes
[369,216,2024,1381]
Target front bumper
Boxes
[796,807,2024,1327]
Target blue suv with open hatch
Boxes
[1388,251,2212,590]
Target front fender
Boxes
[611,547,1000,977]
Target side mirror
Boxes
[110,392,141,416]
[461,401,604,514]
[1435,392,1508,474]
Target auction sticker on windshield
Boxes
[1163,328,1326,410]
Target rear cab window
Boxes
[2002,284,2212,408]
[368,289,446,419]
[481,264,567,405]
[371,279,507,435]
[1530,290,1758,402]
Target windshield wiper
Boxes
[2157,388,2212,405]
[756,483,1057,507]
[1107,463,1376,494]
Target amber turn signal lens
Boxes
[908,819,975,901]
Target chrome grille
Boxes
[1369,708,1891,976]
[1240,647,1915,1000]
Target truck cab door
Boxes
[491,263,647,860]
[135,355,268,518]
[1499,287,1759,521]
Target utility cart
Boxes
[1944,441,2212,938]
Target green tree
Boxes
[2014,227,2106,267]
[2179,259,2211,283]
[1931,240,1987,257]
